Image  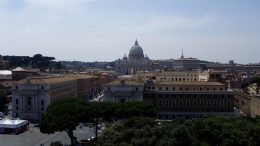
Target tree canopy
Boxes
[40,98,86,146]
[85,101,156,121]
[2,54,61,69]
[40,99,156,145]
[99,116,260,146]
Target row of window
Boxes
[158,74,198,77]
[159,77,198,82]
[50,87,76,97]
[15,98,44,105]
[158,99,232,108]
[157,94,229,98]
[50,81,77,89]
[158,86,223,91]
[15,98,45,110]
[106,87,141,91]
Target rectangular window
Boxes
[158,100,162,107]
[187,100,190,107]
[136,87,138,91]
[200,100,203,106]
[16,99,18,104]
[193,100,197,106]
[228,100,231,107]
[165,100,169,106]
[207,100,211,106]
[172,100,176,106]
[221,100,224,106]
[179,100,183,107]
[166,87,168,91]
[27,97,31,106]
[41,100,44,106]
[159,87,162,90]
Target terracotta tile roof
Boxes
[65,74,98,79]
[16,76,76,85]
[105,79,143,86]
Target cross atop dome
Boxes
[135,39,139,46]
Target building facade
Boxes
[12,76,77,121]
[67,74,99,100]
[234,90,260,117]
[103,79,144,103]
[135,70,226,83]
[156,71,200,82]
[144,80,234,119]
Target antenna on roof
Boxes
[181,48,184,58]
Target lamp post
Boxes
[94,118,102,141]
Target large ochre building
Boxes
[115,40,153,75]
[144,80,234,119]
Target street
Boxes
[0,124,96,146]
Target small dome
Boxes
[128,40,144,60]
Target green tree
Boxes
[169,125,192,146]
[50,141,63,146]
[40,98,87,146]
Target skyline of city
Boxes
[0,0,260,63]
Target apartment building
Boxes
[12,76,77,121]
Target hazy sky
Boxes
[0,0,259,63]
